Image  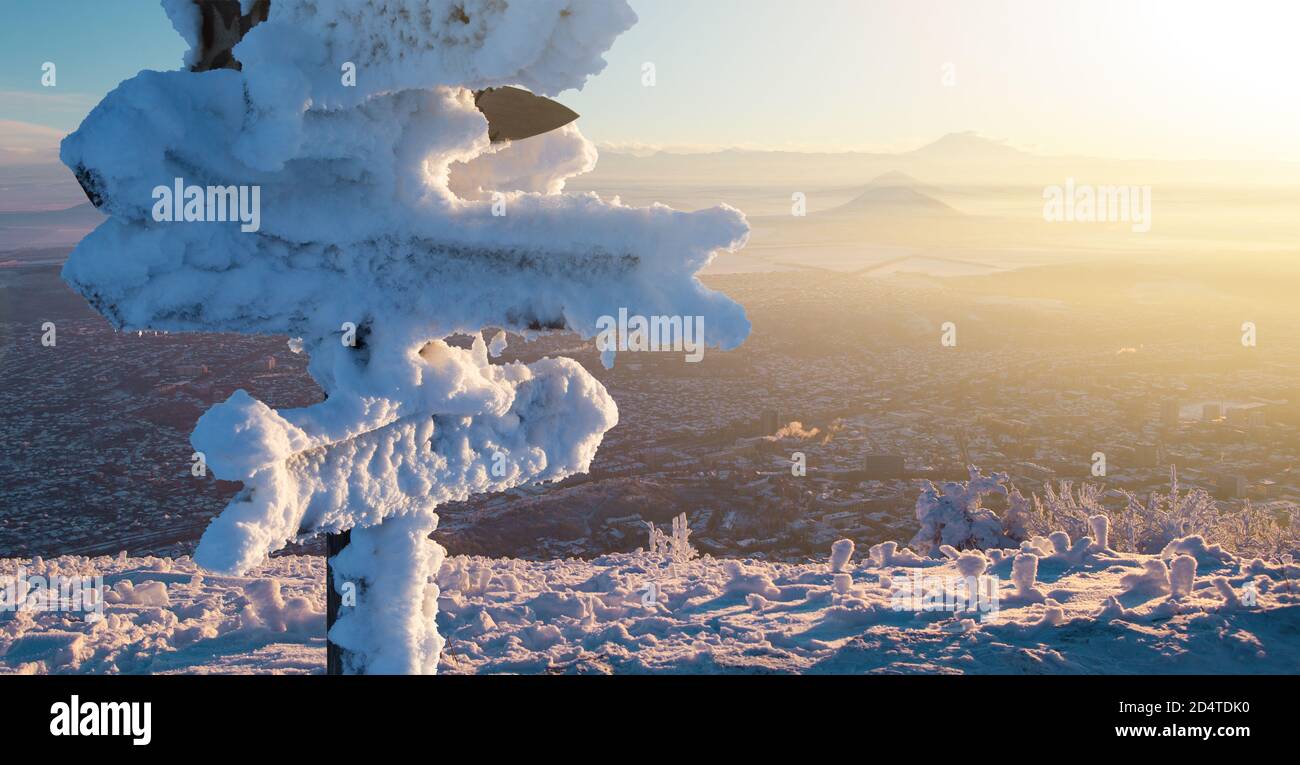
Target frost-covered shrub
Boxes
[1028,481,1107,548]
[1204,500,1297,561]
[909,467,1023,555]
[670,514,697,563]
[645,521,669,557]
[1003,485,1034,542]
[1113,468,1220,554]
[646,513,697,564]
[1027,468,1296,558]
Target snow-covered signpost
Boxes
[60,0,749,673]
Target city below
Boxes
[3,252,1296,564]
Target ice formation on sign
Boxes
[59,0,749,673]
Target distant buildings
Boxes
[1017,462,1056,482]
[1160,400,1180,428]
[1133,443,1161,468]
[980,416,1029,438]
[1217,474,1247,499]
[863,454,906,480]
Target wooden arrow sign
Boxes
[474,86,581,143]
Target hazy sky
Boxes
[2,0,1298,160]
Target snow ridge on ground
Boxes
[4,532,1296,674]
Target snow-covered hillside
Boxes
[3,529,1296,674]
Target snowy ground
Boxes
[2,533,1297,674]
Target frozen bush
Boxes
[1024,469,1296,558]
[910,467,1022,555]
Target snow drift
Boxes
[4,527,1297,674]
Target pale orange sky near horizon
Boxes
[563,0,1300,162]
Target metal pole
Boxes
[325,529,350,675]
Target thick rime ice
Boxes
[1088,514,1110,552]
[1120,560,1172,596]
[1159,535,1236,570]
[60,0,748,674]
[329,509,445,674]
[955,551,988,578]
[1011,553,1045,602]
[1169,554,1197,599]
[188,341,617,575]
[830,539,855,573]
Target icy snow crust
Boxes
[60,0,750,580]
[4,538,1296,674]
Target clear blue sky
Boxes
[0,0,183,130]
[3,0,1299,160]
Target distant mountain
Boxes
[0,202,102,227]
[578,132,1300,192]
[858,170,933,189]
[904,131,1029,161]
[821,172,958,218]
[0,202,103,251]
